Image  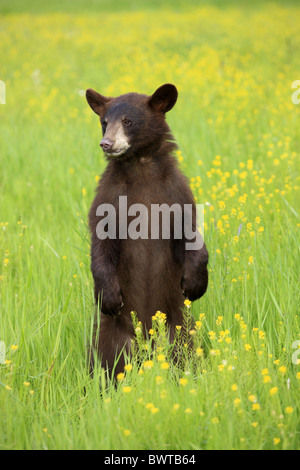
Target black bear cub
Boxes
[86,83,208,378]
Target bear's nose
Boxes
[100,138,113,151]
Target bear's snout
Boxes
[100,138,113,152]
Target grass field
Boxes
[0,0,300,450]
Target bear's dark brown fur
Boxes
[86,84,208,378]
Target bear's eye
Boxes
[123,119,132,127]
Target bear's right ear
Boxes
[148,83,178,114]
[86,89,111,116]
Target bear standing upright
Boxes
[86,83,209,378]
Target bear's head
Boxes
[86,84,178,159]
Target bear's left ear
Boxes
[148,83,178,114]
[86,88,111,117]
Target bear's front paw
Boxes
[181,271,208,302]
[101,287,124,316]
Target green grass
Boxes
[0,0,300,450]
[1,0,299,15]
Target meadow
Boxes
[0,0,300,450]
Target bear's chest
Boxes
[117,161,174,207]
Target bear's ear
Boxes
[86,89,111,116]
[148,83,178,113]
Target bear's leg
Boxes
[89,311,134,380]
[181,244,209,301]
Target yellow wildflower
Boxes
[161,362,170,370]
[278,365,287,375]
[143,360,154,370]
[263,376,272,383]
[248,395,257,403]
[179,378,188,386]
[196,348,203,357]
[208,331,216,340]
[285,406,293,414]
[252,403,260,411]
[156,354,165,362]
[145,403,154,410]
[211,417,219,424]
